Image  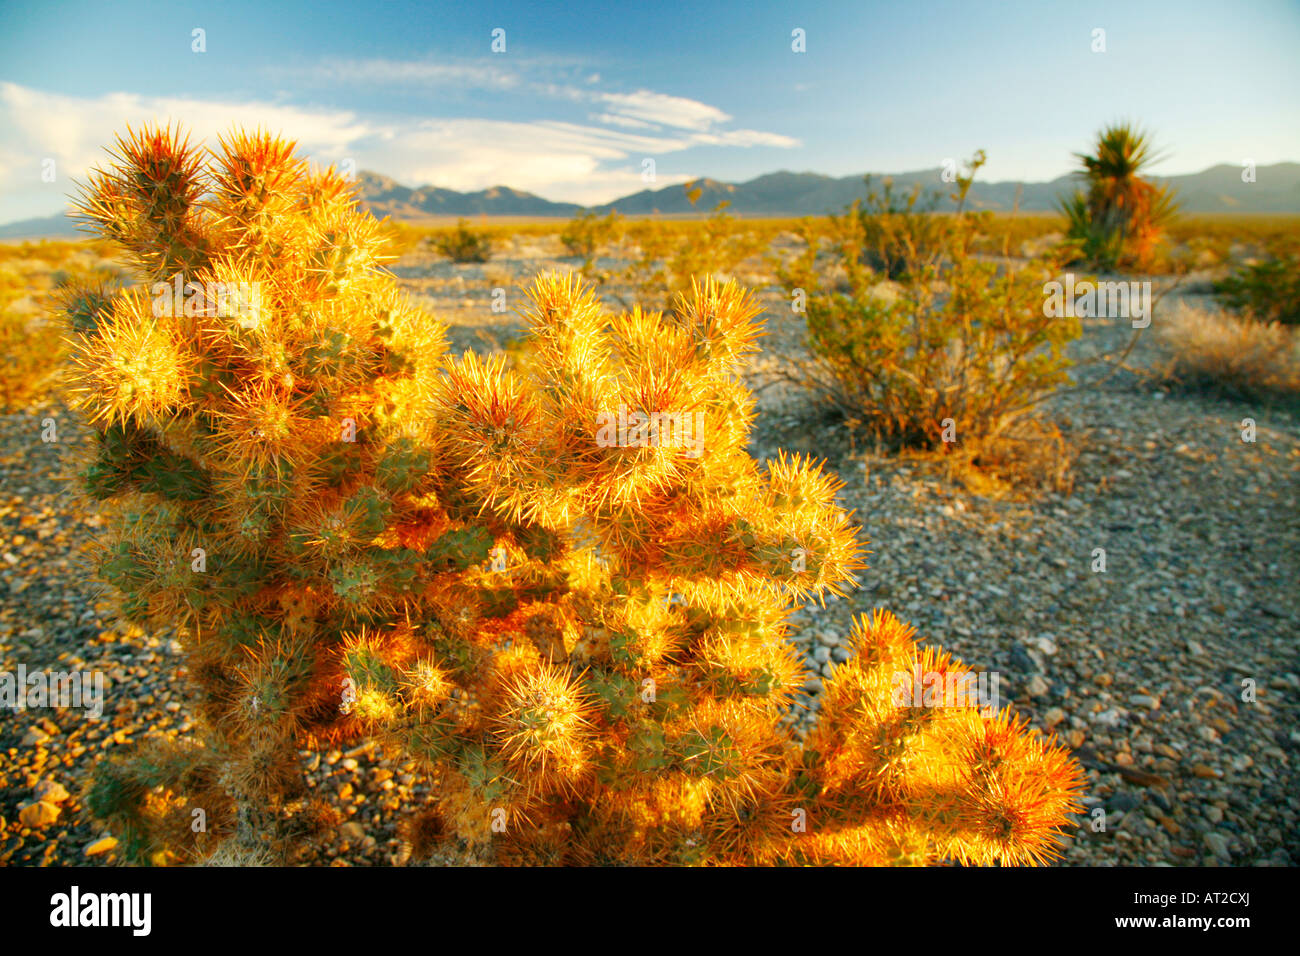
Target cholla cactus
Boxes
[62,123,1083,865]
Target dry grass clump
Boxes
[1155,300,1300,399]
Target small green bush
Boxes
[433,218,492,263]
[560,208,622,260]
[1214,251,1300,326]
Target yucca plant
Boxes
[61,123,1084,866]
[1058,122,1179,271]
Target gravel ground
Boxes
[1,239,1296,866]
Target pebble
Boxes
[34,780,71,804]
[1027,636,1058,656]
[340,822,365,841]
[1093,708,1123,727]
[84,837,118,857]
[1010,644,1042,674]
[1203,832,1232,861]
[1109,792,1141,813]
[18,801,60,828]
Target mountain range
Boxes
[355,163,1300,219]
[4,162,1298,238]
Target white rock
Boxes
[1028,636,1058,656]
[1204,832,1231,860]
[1093,708,1123,727]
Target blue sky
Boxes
[2,0,1298,223]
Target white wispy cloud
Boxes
[0,72,798,223]
[263,58,521,91]
[590,113,656,130]
[597,90,732,131]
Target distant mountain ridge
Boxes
[358,171,583,218]
[588,163,1300,217]
[359,162,1300,218]
[4,162,1298,238]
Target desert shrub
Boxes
[1213,251,1300,326]
[61,123,1083,866]
[560,208,622,260]
[595,187,766,312]
[846,175,946,280]
[780,153,1081,463]
[1155,300,1300,399]
[433,218,492,262]
[1058,123,1179,272]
